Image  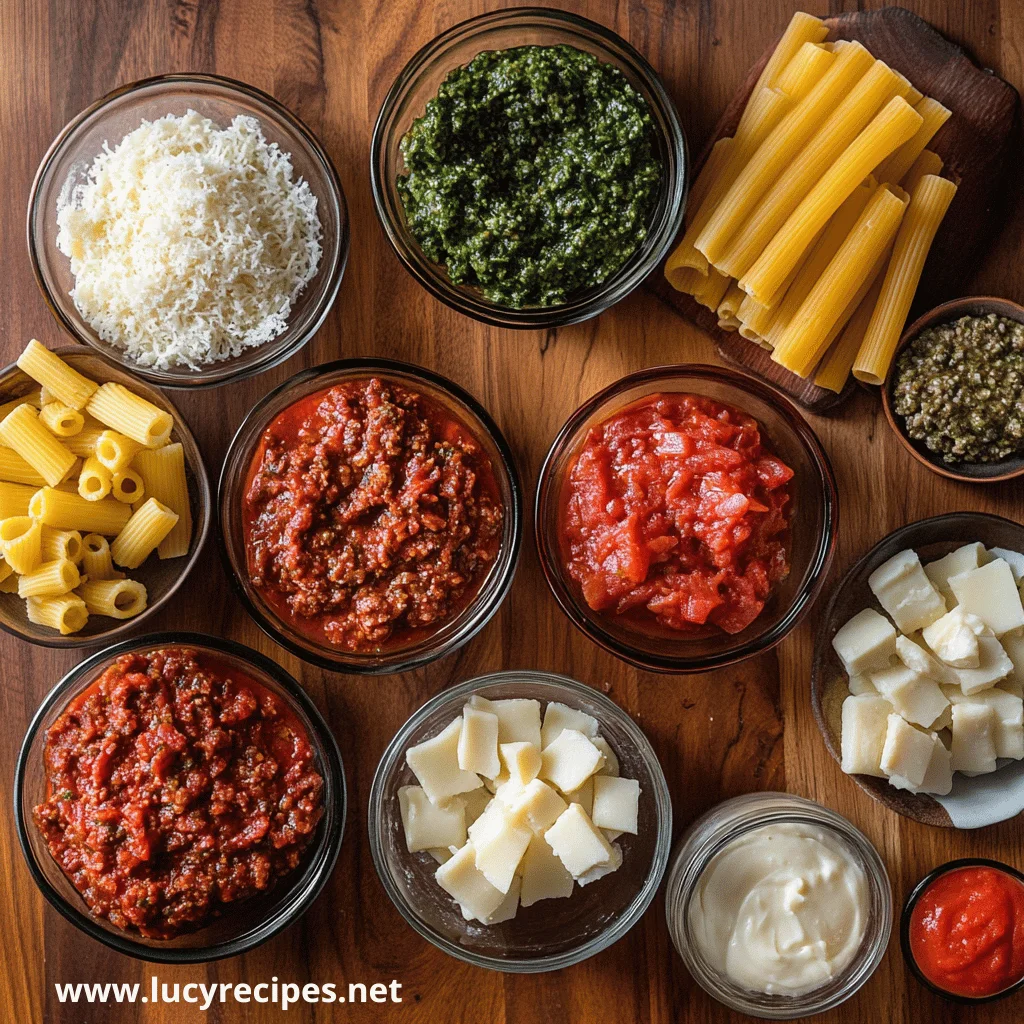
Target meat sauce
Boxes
[561,393,793,636]
[242,378,504,652]
[33,648,324,939]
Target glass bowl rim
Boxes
[27,71,350,390]
[0,344,212,648]
[899,857,1024,1005]
[13,630,347,964]
[216,357,524,673]
[534,363,839,673]
[367,668,674,972]
[665,792,892,1018]
[369,5,688,329]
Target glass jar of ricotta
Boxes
[665,793,892,1019]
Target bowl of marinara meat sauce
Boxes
[17,637,344,960]
[220,362,522,672]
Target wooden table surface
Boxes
[2,1,1023,1022]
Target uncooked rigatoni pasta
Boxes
[0,446,45,486]
[110,498,178,569]
[30,486,132,534]
[80,534,121,580]
[26,593,88,635]
[78,456,113,502]
[76,578,147,619]
[86,383,173,448]
[38,402,84,438]
[17,558,80,598]
[1,517,42,574]
[131,443,192,558]
[0,403,77,486]
[17,340,98,410]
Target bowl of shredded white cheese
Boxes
[29,74,348,387]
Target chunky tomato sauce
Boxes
[33,648,324,939]
[242,378,503,652]
[561,393,793,635]
[910,866,1024,999]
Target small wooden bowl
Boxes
[882,296,1024,484]
[811,513,1024,829]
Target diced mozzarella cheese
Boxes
[519,833,574,907]
[506,779,567,833]
[950,703,998,773]
[869,664,949,727]
[832,608,897,675]
[435,843,506,922]
[563,776,594,816]
[888,732,952,795]
[880,714,936,787]
[949,637,1013,695]
[544,803,613,878]
[942,686,1024,760]
[841,694,891,777]
[592,735,620,777]
[477,875,521,924]
[591,775,640,834]
[406,718,482,804]
[540,702,600,748]
[540,728,604,793]
[924,543,986,603]
[869,549,947,633]
[949,559,1024,636]
[398,785,467,852]
[500,741,542,787]
[848,673,879,695]
[469,696,543,747]
[988,547,1024,584]
[577,841,623,886]
[895,634,954,683]
[473,812,532,895]
[922,607,982,668]
[458,706,500,778]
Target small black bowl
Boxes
[900,858,1024,1005]
[14,632,346,963]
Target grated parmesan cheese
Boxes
[56,110,323,371]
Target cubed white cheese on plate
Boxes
[470,803,532,894]
[399,785,467,852]
[540,728,603,793]
[540,702,600,748]
[895,634,954,683]
[500,741,542,787]
[949,636,1013,695]
[880,714,935,787]
[868,549,947,633]
[461,786,492,828]
[942,686,1024,760]
[950,703,998,774]
[506,778,567,833]
[848,672,879,696]
[949,559,1024,636]
[563,776,594,815]
[544,803,613,878]
[458,705,500,779]
[435,843,506,922]
[841,694,891,777]
[832,608,897,675]
[869,664,949,727]
[406,718,482,804]
[888,732,952,796]
[922,607,985,668]
[577,841,623,887]
[988,547,1024,584]
[592,735,620,777]
[591,775,640,834]
[924,543,986,602]
[519,833,574,907]
[470,695,543,747]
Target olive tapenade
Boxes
[396,45,662,308]
[892,313,1024,464]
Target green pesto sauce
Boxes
[396,44,662,309]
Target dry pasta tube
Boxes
[772,186,907,377]
[81,534,123,580]
[691,268,732,311]
[1,516,42,574]
[95,430,142,473]
[30,487,132,535]
[684,138,734,224]
[0,403,77,487]
[719,316,741,332]
[0,446,45,487]
[86,383,173,448]
[131,443,192,559]
[741,96,923,306]
[26,593,88,635]
[0,481,38,518]
[112,469,145,504]
[746,12,828,99]
[814,273,886,392]
[900,149,943,194]
[17,341,98,411]
[18,558,80,598]
[63,420,106,458]
[717,282,747,322]
[774,42,835,102]
[79,457,113,502]
[714,60,903,278]
[875,96,951,186]
[734,88,793,150]
[854,174,957,384]
[111,498,178,569]
[76,578,147,619]
[694,42,876,272]
[38,402,85,438]
[40,527,83,564]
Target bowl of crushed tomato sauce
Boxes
[901,859,1024,1004]
[219,360,522,673]
[536,365,837,673]
[14,634,345,962]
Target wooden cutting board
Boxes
[647,6,1021,415]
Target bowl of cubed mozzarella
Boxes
[812,513,1024,828]
[368,671,672,972]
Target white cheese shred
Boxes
[57,110,323,371]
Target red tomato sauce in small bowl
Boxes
[904,861,1024,1002]
[560,392,794,637]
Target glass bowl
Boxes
[218,359,523,673]
[368,670,673,972]
[28,73,348,389]
[0,346,211,648]
[370,7,687,329]
[535,364,838,673]
[665,793,892,1019]
[13,632,346,964]
[900,858,1024,1005]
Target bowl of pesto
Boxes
[882,296,1024,484]
[370,7,687,328]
